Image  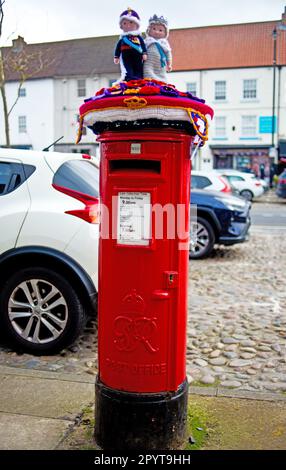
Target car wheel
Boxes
[0,267,86,354]
[189,216,215,259]
[240,189,253,201]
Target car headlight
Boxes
[215,197,246,211]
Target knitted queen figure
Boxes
[143,14,172,82]
[114,8,147,82]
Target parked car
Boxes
[0,148,99,354]
[276,169,286,198]
[215,169,264,200]
[258,177,269,192]
[191,170,233,194]
[238,168,269,191]
[190,189,251,259]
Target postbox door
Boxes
[99,132,191,393]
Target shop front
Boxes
[211,145,271,177]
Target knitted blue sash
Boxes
[122,36,143,54]
[155,43,168,67]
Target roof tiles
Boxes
[2,20,285,81]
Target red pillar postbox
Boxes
[77,79,214,450]
[95,129,192,450]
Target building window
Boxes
[186,82,197,96]
[214,116,227,137]
[77,79,86,97]
[243,79,257,99]
[18,116,27,133]
[215,81,226,101]
[18,88,26,97]
[241,116,257,137]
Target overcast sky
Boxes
[1,0,285,46]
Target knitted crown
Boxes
[119,8,141,27]
[148,14,169,37]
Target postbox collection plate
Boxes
[117,191,151,246]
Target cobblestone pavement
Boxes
[187,228,286,392]
[0,220,285,392]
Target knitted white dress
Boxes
[143,37,172,82]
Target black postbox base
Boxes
[95,378,189,451]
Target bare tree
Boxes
[0,3,55,147]
[4,38,55,117]
[0,0,10,146]
[0,39,55,147]
[0,1,5,38]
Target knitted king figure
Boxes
[114,8,147,82]
[143,14,172,83]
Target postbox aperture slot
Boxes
[109,159,161,174]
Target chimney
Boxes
[282,6,286,25]
[12,36,27,53]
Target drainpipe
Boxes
[271,28,277,149]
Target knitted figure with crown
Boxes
[143,14,172,82]
[114,8,147,82]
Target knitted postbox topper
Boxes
[76,79,214,144]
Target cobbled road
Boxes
[187,226,286,392]
[0,201,285,393]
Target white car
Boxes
[191,170,233,194]
[0,148,99,354]
[215,170,264,200]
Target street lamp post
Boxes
[271,9,286,170]
[272,27,277,149]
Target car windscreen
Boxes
[53,160,99,198]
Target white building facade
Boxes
[1,19,285,175]
[0,78,55,151]
[171,66,286,174]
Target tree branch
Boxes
[6,47,56,116]
[0,1,5,38]
[8,79,25,117]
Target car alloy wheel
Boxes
[8,279,68,344]
[189,216,215,259]
[240,189,253,201]
[0,267,86,354]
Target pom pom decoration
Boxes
[139,85,161,95]
[160,85,179,97]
